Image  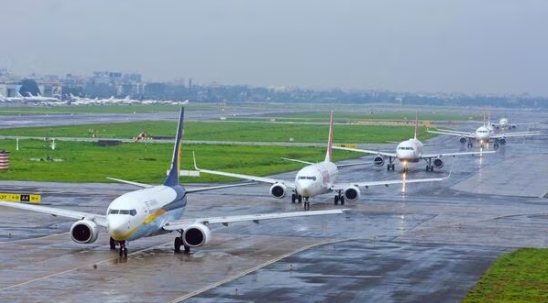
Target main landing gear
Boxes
[174,232,190,253]
[467,138,473,148]
[386,157,396,171]
[291,193,303,204]
[334,191,345,206]
[110,237,128,257]
[424,158,434,172]
[291,193,310,210]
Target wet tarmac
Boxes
[0,107,547,302]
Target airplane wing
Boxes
[0,201,107,227]
[107,177,153,188]
[491,131,542,138]
[332,146,397,158]
[427,129,474,138]
[330,175,447,191]
[421,150,496,159]
[193,152,296,189]
[162,209,348,230]
[185,182,256,193]
[281,157,315,165]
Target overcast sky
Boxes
[1,0,547,95]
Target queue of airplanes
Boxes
[0,108,534,257]
[332,114,496,172]
[428,116,540,149]
[0,107,347,257]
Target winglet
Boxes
[164,107,185,186]
[325,111,334,162]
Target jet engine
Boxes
[433,158,444,169]
[499,138,506,145]
[459,137,467,144]
[373,156,385,167]
[343,186,361,202]
[183,223,212,247]
[269,183,287,198]
[70,220,99,244]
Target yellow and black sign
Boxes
[0,193,41,203]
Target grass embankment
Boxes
[463,248,548,303]
[0,121,435,143]
[0,139,359,184]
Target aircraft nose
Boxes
[108,216,130,240]
[296,181,313,197]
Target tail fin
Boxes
[164,107,185,186]
[325,111,334,162]
[413,111,419,140]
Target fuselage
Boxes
[475,125,492,142]
[395,139,423,163]
[294,161,338,198]
[106,185,187,241]
[499,118,509,130]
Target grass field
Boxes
[0,104,218,115]
[0,121,435,143]
[0,139,360,183]
[463,248,548,303]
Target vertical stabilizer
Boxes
[413,112,419,140]
[164,107,185,186]
[325,111,334,162]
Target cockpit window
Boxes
[298,176,317,181]
[109,209,137,216]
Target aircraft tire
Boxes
[174,237,183,252]
[110,237,116,250]
[334,196,339,205]
[340,196,345,205]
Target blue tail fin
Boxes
[164,107,185,186]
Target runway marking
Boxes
[167,236,365,303]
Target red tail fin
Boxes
[325,111,334,162]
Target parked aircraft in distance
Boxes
[0,107,347,257]
[194,111,447,210]
[334,114,495,172]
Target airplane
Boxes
[491,117,516,130]
[332,114,495,172]
[0,107,347,257]
[21,92,60,102]
[428,121,541,149]
[193,111,447,210]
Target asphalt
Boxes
[0,106,547,302]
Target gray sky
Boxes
[1,0,547,95]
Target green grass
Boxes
[463,248,548,303]
[0,121,435,143]
[0,139,359,183]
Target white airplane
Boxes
[0,107,346,257]
[0,93,24,102]
[193,112,447,210]
[333,115,495,172]
[428,121,541,149]
[492,117,516,130]
[21,92,60,102]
